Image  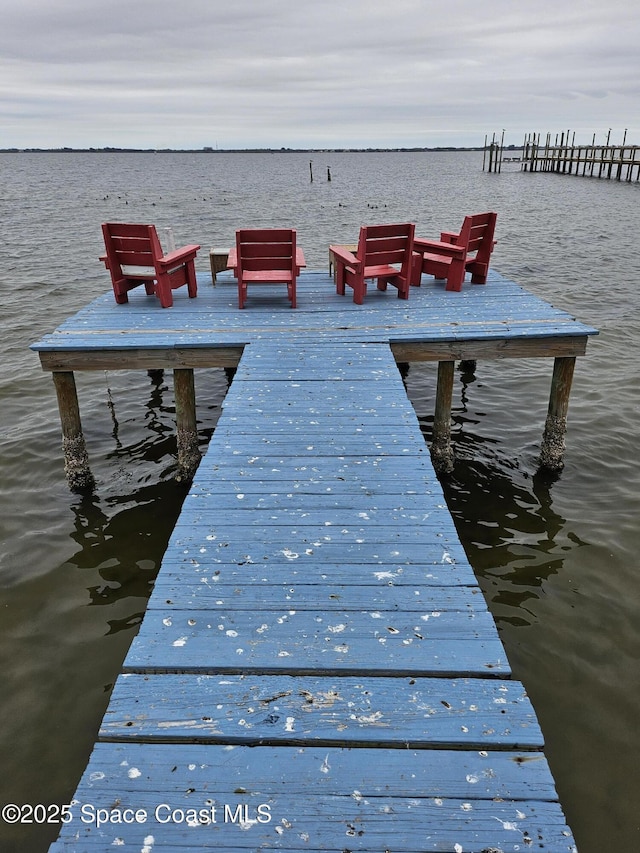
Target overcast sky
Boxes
[2,0,638,150]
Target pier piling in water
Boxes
[431,360,455,474]
[539,356,576,471]
[173,368,201,480]
[52,371,95,492]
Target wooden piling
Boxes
[173,368,200,481]
[539,356,576,471]
[431,360,455,474]
[52,371,95,491]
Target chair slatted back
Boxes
[458,212,497,259]
[237,229,296,273]
[359,223,413,268]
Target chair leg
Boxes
[410,253,423,286]
[336,264,346,296]
[353,280,365,305]
[238,280,245,309]
[156,273,174,308]
[186,261,198,298]
[444,257,466,292]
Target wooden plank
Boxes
[146,561,480,590]
[100,673,543,749]
[149,580,486,612]
[169,520,462,547]
[206,432,427,455]
[50,743,576,852]
[163,532,471,568]
[122,607,509,677]
[391,334,589,361]
[167,506,457,528]
[202,453,435,475]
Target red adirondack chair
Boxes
[330,223,415,305]
[412,212,497,292]
[235,228,300,309]
[101,223,200,308]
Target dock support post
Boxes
[539,356,576,471]
[173,368,200,481]
[52,371,95,492]
[431,360,455,474]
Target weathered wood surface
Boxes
[48,328,579,848]
[32,269,597,369]
[50,744,577,852]
[101,673,543,748]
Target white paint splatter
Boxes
[127,767,141,779]
[494,817,518,831]
[173,637,188,647]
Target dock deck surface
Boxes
[33,267,596,366]
[42,270,592,851]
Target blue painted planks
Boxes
[122,608,509,678]
[47,327,579,848]
[31,268,598,355]
[100,673,543,748]
[50,744,577,852]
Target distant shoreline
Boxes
[0,145,521,154]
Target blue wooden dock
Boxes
[35,268,595,851]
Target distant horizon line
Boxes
[0,144,523,154]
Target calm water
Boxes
[1,151,639,851]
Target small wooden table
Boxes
[209,248,230,285]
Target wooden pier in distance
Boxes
[519,130,639,181]
[34,266,595,851]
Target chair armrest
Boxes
[99,254,110,269]
[440,231,459,244]
[329,245,360,268]
[413,238,466,258]
[158,244,201,268]
[295,247,306,271]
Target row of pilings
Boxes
[484,129,640,181]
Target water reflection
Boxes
[407,366,589,631]
[67,481,186,628]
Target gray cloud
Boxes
[2,0,639,148]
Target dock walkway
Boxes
[39,269,594,850]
